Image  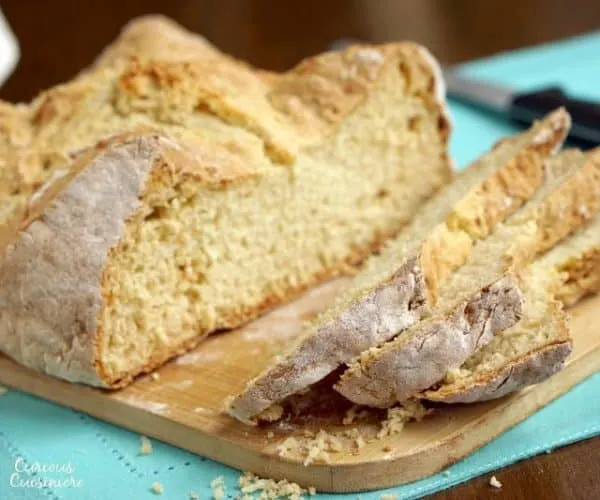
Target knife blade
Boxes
[443,69,600,149]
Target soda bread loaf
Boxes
[0,19,455,387]
[225,111,570,423]
[335,148,600,406]
[425,149,600,403]
[0,15,451,223]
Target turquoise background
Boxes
[1,30,600,500]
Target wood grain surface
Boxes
[0,1,599,498]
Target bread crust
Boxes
[226,256,426,423]
[334,275,524,407]
[90,15,225,70]
[226,112,571,422]
[0,135,165,387]
[423,341,572,403]
[557,246,600,306]
[1,15,456,228]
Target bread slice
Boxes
[225,111,570,422]
[0,17,461,387]
[334,148,600,406]
[424,150,600,403]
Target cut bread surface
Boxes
[334,147,600,406]
[0,18,454,387]
[423,266,570,404]
[425,151,600,403]
[226,110,571,422]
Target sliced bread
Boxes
[225,111,570,422]
[424,150,600,403]
[0,18,460,387]
[334,148,600,406]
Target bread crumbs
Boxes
[279,429,344,466]
[140,436,153,455]
[342,405,368,425]
[489,475,502,488]
[150,372,160,381]
[377,400,430,439]
[151,482,163,495]
[211,475,226,499]
[238,471,315,499]
[380,494,398,500]
[0,385,8,396]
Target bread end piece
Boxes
[225,256,427,422]
[334,275,524,407]
[0,133,172,387]
[423,299,572,403]
[424,340,572,404]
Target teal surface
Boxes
[1,31,600,500]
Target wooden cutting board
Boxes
[1,278,599,493]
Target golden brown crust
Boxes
[90,15,227,69]
[1,18,453,226]
[529,156,600,254]
[557,246,600,306]
[447,146,562,240]
[421,109,570,302]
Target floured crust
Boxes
[423,337,572,403]
[0,134,193,387]
[226,257,427,423]
[225,112,571,423]
[334,275,524,407]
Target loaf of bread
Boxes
[425,148,600,403]
[335,149,600,406]
[0,17,454,387]
[226,110,570,422]
[0,16,453,228]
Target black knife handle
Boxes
[510,87,600,148]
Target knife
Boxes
[328,39,600,149]
[442,69,600,149]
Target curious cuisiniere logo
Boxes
[8,457,83,491]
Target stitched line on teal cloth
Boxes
[0,431,60,500]
[74,410,198,477]
[401,424,600,498]
[75,413,145,479]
